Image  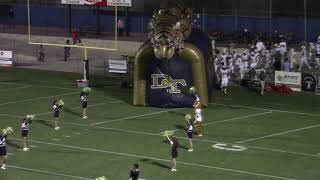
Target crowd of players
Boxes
[212,35,320,94]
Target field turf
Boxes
[0,67,319,180]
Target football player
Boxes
[220,65,229,94]
[299,45,311,71]
[289,48,296,71]
[315,43,320,68]
[21,114,34,151]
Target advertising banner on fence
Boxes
[0,50,13,67]
[61,0,107,5]
[275,71,301,91]
[61,0,131,6]
[301,73,317,92]
[108,59,127,74]
[315,74,320,92]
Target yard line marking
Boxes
[0,82,78,90]
[63,135,71,138]
[210,103,320,117]
[0,85,32,91]
[7,165,94,180]
[0,91,79,107]
[8,153,14,156]
[237,124,320,144]
[90,108,185,126]
[1,113,319,159]
[51,139,61,141]
[10,138,296,180]
[202,111,272,126]
[30,145,38,148]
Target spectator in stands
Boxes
[282,58,290,72]
[64,40,71,61]
[72,28,81,44]
[37,45,45,62]
[117,18,125,37]
[129,163,140,180]
[7,7,15,28]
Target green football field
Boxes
[0,67,319,180]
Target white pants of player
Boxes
[290,58,295,69]
[316,58,320,67]
[221,78,228,88]
[299,57,311,70]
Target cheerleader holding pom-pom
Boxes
[22,114,34,151]
[160,130,179,172]
[0,127,13,170]
[53,99,64,130]
[81,87,91,119]
[185,114,194,152]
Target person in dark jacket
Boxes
[129,163,140,180]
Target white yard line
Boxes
[0,85,32,91]
[202,111,272,126]
[0,82,78,91]
[210,103,320,117]
[10,138,296,180]
[7,165,94,180]
[1,113,319,159]
[90,108,185,126]
[0,91,79,107]
[237,124,320,144]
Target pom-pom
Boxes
[83,87,92,93]
[96,176,107,180]
[58,99,64,106]
[185,114,192,121]
[189,86,197,93]
[26,114,35,120]
[3,127,13,135]
[160,130,175,137]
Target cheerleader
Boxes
[185,114,194,152]
[80,87,91,119]
[53,99,64,130]
[0,127,13,170]
[22,114,34,151]
[166,135,179,171]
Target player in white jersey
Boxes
[193,94,203,136]
[220,66,229,94]
[289,48,296,70]
[299,45,311,71]
[221,49,228,66]
[315,43,320,68]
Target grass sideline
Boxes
[0,67,319,180]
